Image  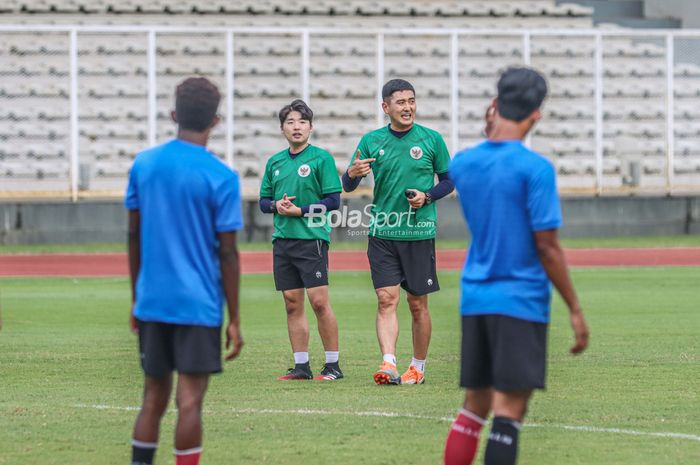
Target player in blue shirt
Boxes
[443,68,589,465]
[125,77,244,465]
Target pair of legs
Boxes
[375,284,431,360]
[443,388,531,465]
[367,237,438,383]
[464,387,532,423]
[445,315,546,464]
[133,372,209,458]
[283,284,338,355]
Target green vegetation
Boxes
[2,234,700,255]
[1,268,698,464]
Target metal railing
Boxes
[1,25,700,199]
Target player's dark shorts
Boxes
[273,238,329,291]
[460,314,548,391]
[137,320,222,378]
[367,236,439,296]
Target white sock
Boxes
[411,357,426,372]
[325,351,339,364]
[173,446,202,456]
[383,354,397,366]
[293,352,309,364]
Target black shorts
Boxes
[460,315,548,391]
[137,320,222,378]
[273,238,329,291]
[367,236,439,296]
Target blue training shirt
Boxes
[125,139,244,327]
[449,140,562,323]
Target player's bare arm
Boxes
[127,209,140,333]
[534,229,590,354]
[218,231,244,361]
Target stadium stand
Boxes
[1,0,699,195]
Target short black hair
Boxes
[278,99,313,126]
[382,79,415,101]
[496,67,548,122]
[175,77,221,131]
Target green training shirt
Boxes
[260,144,342,242]
[349,123,451,240]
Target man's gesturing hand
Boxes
[347,151,376,179]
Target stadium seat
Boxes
[606,40,666,59]
[603,80,665,98]
[235,97,288,118]
[458,79,494,98]
[311,79,374,99]
[535,121,595,139]
[642,157,666,175]
[458,121,486,139]
[603,157,621,174]
[674,156,700,174]
[2,161,41,178]
[460,38,522,58]
[312,98,375,120]
[462,59,510,78]
[546,101,595,120]
[548,79,595,99]
[258,80,299,98]
[542,36,596,56]
[676,139,700,156]
[36,160,69,178]
[107,0,142,14]
[94,159,132,177]
[179,36,225,56]
[604,136,665,157]
[675,63,700,78]
[539,61,593,78]
[604,121,663,138]
[604,60,665,78]
[674,121,700,138]
[674,79,700,98]
[555,156,595,175]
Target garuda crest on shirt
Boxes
[298,164,311,177]
[410,146,423,160]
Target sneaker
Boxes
[314,363,344,380]
[277,364,313,380]
[400,365,425,385]
[373,361,400,385]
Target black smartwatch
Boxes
[424,192,433,205]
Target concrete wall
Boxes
[645,0,700,28]
[1,196,699,245]
[559,0,681,27]
[0,201,127,245]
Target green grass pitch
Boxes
[1,268,699,464]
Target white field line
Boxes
[74,404,700,443]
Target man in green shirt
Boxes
[343,79,454,385]
[260,99,344,381]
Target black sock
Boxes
[131,443,157,465]
[484,416,520,465]
[295,362,311,373]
